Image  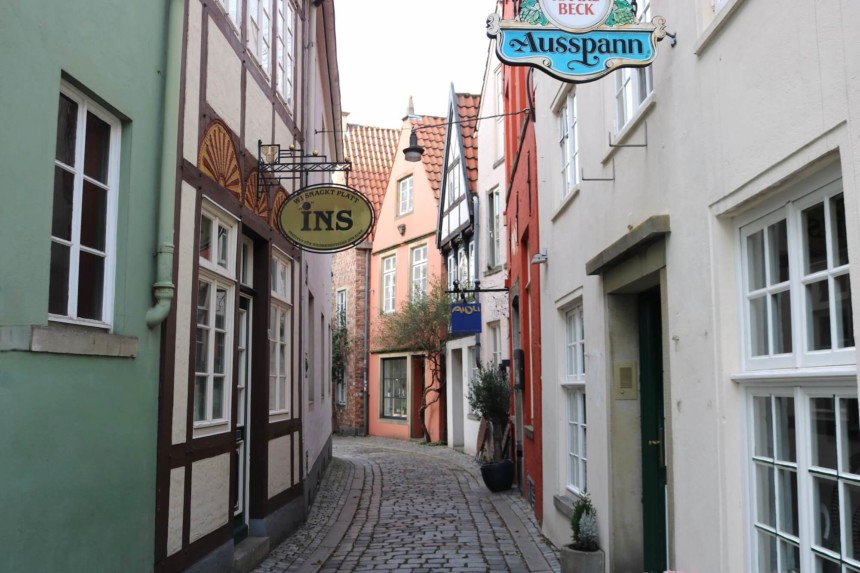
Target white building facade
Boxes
[534,1,860,572]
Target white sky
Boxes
[334,0,498,128]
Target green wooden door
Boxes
[639,288,667,572]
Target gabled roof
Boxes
[410,115,447,198]
[344,124,399,238]
[455,93,481,194]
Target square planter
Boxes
[560,545,604,573]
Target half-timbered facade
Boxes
[153,1,341,570]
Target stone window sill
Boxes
[0,325,137,358]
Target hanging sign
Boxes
[450,302,482,335]
[487,0,668,84]
[277,183,375,253]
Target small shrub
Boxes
[571,494,599,551]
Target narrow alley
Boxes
[253,437,560,573]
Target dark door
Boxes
[411,356,425,439]
[639,288,667,572]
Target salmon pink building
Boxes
[367,107,447,442]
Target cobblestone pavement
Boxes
[254,436,560,573]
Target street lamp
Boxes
[402,108,530,162]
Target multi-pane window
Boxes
[566,389,587,494]
[614,0,652,131]
[382,255,396,314]
[195,204,237,426]
[565,306,585,381]
[195,278,232,424]
[447,253,457,290]
[558,91,579,197]
[248,0,271,76]
[741,181,852,368]
[49,84,120,326]
[446,143,462,208]
[489,322,502,366]
[488,188,502,268]
[399,176,414,216]
[269,252,293,414]
[411,245,427,301]
[494,64,505,162]
[381,357,407,419]
[458,246,470,287]
[749,390,860,572]
[276,0,295,109]
[563,305,586,493]
[217,0,243,31]
[335,288,347,327]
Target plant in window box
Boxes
[560,494,605,573]
[467,364,514,491]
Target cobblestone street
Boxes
[253,437,561,573]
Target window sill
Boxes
[0,324,137,358]
[483,265,504,277]
[493,157,505,169]
[693,0,747,56]
[524,424,535,440]
[467,413,480,421]
[552,186,580,222]
[601,94,656,166]
[731,366,857,385]
[379,417,407,425]
[269,410,292,422]
[193,420,230,439]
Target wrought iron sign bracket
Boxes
[447,280,509,301]
[257,140,351,199]
[666,31,677,48]
[581,159,616,183]
[609,122,649,149]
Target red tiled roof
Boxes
[410,116,447,198]
[344,124,399,238]
[456,93,481,194]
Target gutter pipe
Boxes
[146,0,182,328]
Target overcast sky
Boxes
[334,0,498,128]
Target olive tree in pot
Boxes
[560,494,605,573]
[467,364,514,492]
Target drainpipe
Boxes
[145,0,182,328]
[363,246,370,436]
[473,196,481,362]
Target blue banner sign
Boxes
[451,302,482,335]
[486,2,668,84]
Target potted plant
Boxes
[560,494,605,573]
[467,364,514,491]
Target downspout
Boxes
[473,196,481,360]
[363,246,370,436]
[146,0,183,328]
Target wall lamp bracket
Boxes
[257,139,352,199]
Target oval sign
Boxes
[539,0,612,32]
[277,184,375,253]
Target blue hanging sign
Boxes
[450,302,482,335]
[487,0,668,84]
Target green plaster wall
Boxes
[0,0,170,570]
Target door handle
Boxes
[648,427,665,467]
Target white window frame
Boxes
[335,288,347,327]
[489,321,503,367]
[561,304,586,494]
[381,356,408,419]
[487,187,502,268]
[49,82,121,329]
[458,246,469,287]
[382,255,396,314]
[558,90,579,197]
[614,0,652,131]
[494,64,505,162]
[399,176,414,216]
[194,202,238,432]
[745,384,860,573]
[276,0,295,110]
[216,0,243,32]
[248,0,271,76]
[195,272,235,429]
[411,245,428,301]
[269,250,293,416]
[447,252,457,290]
[739,177,853,370]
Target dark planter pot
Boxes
[559,545,604,573]
[480,459,514,492]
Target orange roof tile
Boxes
[344,124,400,238]
[410,115,447,198]
[455,93,481,195]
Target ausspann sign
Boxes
[487,0,668,84]
[277,184,374,253]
